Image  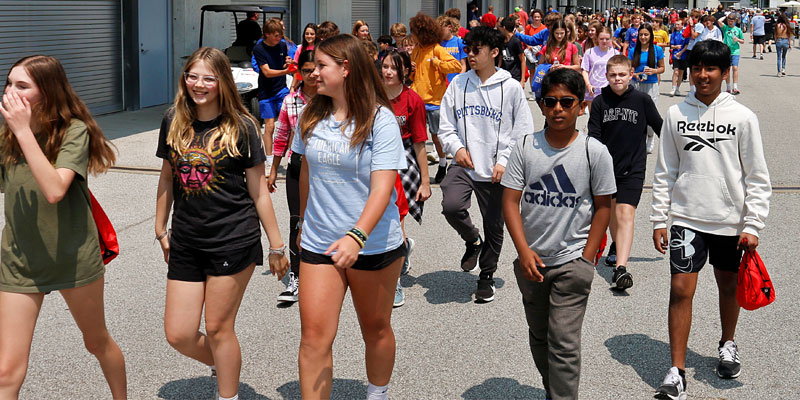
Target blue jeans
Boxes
[776,38,790,72]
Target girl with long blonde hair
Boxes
[155,46,288,400]
[293,34,406,400]
[0,55,126,398]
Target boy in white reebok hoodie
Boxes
[438,26,534,302]
[651,40,771,400]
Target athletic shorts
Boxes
[668,225,742,275]
[612,174,644,206]
[753,35,765,44]
[672,58,688,70]
[259,87,290,120]
[301,244,406,271]
[730,55,740,67]
[426,108,440,136]
[167,240,263,282]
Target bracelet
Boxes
[268,244,287,256]
[296,217,304,231]
[349,227,368,243]
[154,229,170,244]
[345,231,365,249]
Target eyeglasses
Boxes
[184,72,218,86]
[540,96,579,108]
[463,46,485,55]
[300,68,315,74]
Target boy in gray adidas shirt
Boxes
[501,69,615,400]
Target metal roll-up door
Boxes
[0,0,122,115]
[420,0,440,18]
[352,0,383,37]
[228,0,291,44]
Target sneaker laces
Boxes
[719,341,740,363]
[661,368,682,387]
[286,274,299,292]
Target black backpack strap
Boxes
[585,135,594,199]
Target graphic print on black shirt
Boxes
[156,113,267,251]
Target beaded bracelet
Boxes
[349,227,368,243]
[345,231,365,248]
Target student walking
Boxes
[588,55,663,291]
[651,40,771,400]
[669,20,690,96]
[409,12,462,183]
[581,26,619,105]
[382,49,432,307]
[268,50,318,304]
[750,9,766,59]
[0,55,127,399]
[502,68,615,400]
[438,27,534,302]
[719,15,744,93]
[156,47,289,400]
[292,35,407,400]
[774,14,794,76]
[628,23,665,154]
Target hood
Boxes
[464,67,514,87]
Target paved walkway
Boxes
[12,39,800,399]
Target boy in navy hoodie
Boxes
[651,40,771,400]
[588,55,662,291]
[438,26,534,302]
[502,68,615,399]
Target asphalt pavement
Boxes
[11,39,800,399]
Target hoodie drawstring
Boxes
[461,77,504,162]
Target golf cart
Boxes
[198,5,288,119]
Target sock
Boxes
[726,82,730,90]
[219,395,238,400]
[734,83,738,89]
[210,365,216,376]
[671,85,676,92]
[366,383,388,400]
[439,157,447,167]
[677,367,686,377]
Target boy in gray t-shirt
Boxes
[501,69,615,400]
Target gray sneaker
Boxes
[393,282,405,307]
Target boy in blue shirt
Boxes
[669,20,689,96]
[253,18,294,160]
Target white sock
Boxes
[438,157,447,167]
[671,85,676,92]
[366,382,388,400]
[219,395,238,400]
[734,83,738,89]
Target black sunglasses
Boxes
[540,96,579,108]
[463,45,484,55]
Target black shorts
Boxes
[669,225,742,275]
[672,58,688,70]
[753,35,766,44]
[612,174,644,207]
[167,240,263,282]
[300,244,406,271]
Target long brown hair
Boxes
[544,19,569,64]
[1,55,115,174]
[168,47,260,157]
[299,34,391,149]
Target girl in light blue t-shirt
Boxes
[290,34,407,400]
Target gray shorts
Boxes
[426,108,440,136]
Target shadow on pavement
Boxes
[462,377,546,399]
[594,264,630,297]
[605,334,744,390]
[276,378,365,400]
[408,270,505,305]
[157,376,269,399]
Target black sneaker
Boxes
[277,272,299,303]
[434,164,448,183]
[604,242,617,266]
[475,278,496,302]
[461,237,482,272]
[654,367,687,400]
[717,340,741,379]
[612,265,633,290]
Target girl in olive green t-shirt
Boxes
[0,56,126,398]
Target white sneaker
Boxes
[277,272,299,303]
[673,88,680,97]
[654,367,687,400]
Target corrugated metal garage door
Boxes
[228,0,291,44]
[352,0,383,37]
[421,0,440,18]
[0,0,123,114]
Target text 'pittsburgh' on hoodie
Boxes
[437,68,535,182]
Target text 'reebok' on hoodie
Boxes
[438,68,535,182]
[651,92,771,237]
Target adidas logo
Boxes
[524,164,582,208]
[681,134,731,152]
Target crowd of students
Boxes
[0,4,776,400]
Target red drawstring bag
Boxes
[88,191,119,265]
[736,248,774,310]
